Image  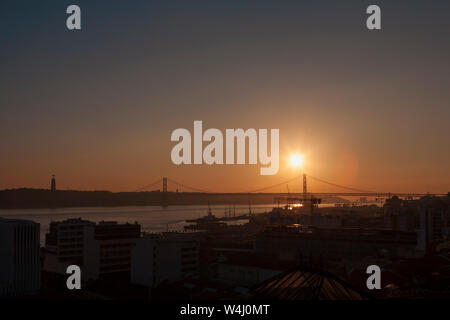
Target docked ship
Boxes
[184,206,227,231]
[184,204,254,231]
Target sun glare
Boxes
[290,154,303,167]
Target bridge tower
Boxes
[303,174,307,197]
[162,177,167,193]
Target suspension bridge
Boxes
[133,175,446,198]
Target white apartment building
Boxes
[43,218,99,281]
[43,219,141,281]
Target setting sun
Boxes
[290,154,303,168]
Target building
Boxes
[43,218,141,281]
[255,225,418,264]
[0,218,40,296]
[383,196,419,232]
[44,218,99,281]
[204,249,291,288]
[417,207,449,251]
[384,195,450,251]
[131,232,199,287]
[252,266,370,300]
[95,221,141,275]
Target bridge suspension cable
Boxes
[308,175,375,193]
[242,174,375,194]
[133,178,163,192]
[166,178,211,193]
[243,176,300,193]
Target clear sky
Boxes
[0,0,449,193]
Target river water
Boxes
[0,204,275,245]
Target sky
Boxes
[0,0,449,193]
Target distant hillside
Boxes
[0,188,348,209]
